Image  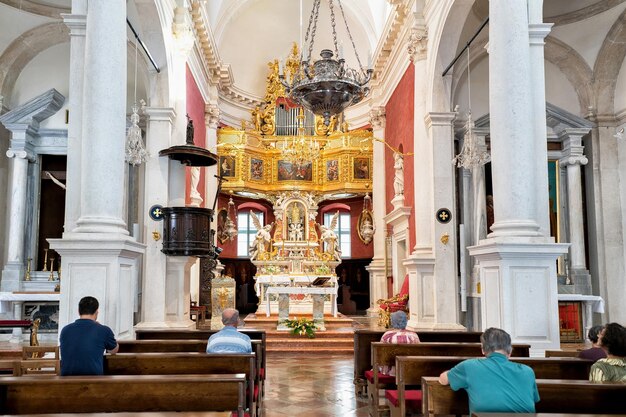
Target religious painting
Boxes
[277,160,313,181]
[353,157,370,180]
[250,158,264,181]
[23,302,59,332]
[219,155,236,178]
[326,159,339,182]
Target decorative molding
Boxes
[407,25,428,62]
[0,88,65,129]
[61,14,87,37]
[369,107,386,129]
[205,103,220,128]
[144,107,176,124]
[0,0,69,19]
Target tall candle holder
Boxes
[48,258,55,281]
[25,258,32,281]
[42,249,49,272]
[55,263,61,292]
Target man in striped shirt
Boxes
[206,308,252,353]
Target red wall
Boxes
[185,66,207,206]
[385,63,415,249]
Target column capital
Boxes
[61,14,87,36]
[528,23,553,45]
[369,107,386,130]
[145,107,176,124]
[205,104,220,129]
[424,112,455,128]
[6,149,34,161]
[559,128,590,166]
[407,25,428,62]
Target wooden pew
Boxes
[103,352,257,417]
[368,342,530,417]
[545,349,581,358]
[0,374,247,416]
[390,356,594,417]
[421,376,626,416]
[135,328,267,389]
[116,340,264,400]
[353,329,482,396]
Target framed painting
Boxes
[23,302,59,333]
[219,155,236,178]
[277,160,313,181]
[353,157,370,180]
[250,158,264,181]
[326,159,339,182]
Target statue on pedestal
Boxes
[320,211,341,261]
[393,152,404,196]
[249,211,272,260]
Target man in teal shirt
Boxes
[439,327,539,414]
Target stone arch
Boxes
[0,22,69,108]
[544,36,594,116]
[0,0,68,19]
[593,7,626,118]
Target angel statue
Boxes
[320,211,341,261]
[249,211,272,260]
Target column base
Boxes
[1,263,23,292]
[49,236,145,339]
[366,258,387,311]
[469,238,568,354]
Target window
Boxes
[237,211,264,257]
[324,211,351,258]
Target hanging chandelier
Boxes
[279,0,373,126]
[282,108,321,165]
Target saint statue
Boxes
[320,211,341,261]
[189,167,202,205]
[249,212,272,260]
[393,152,404,196]
[186,115,195,145]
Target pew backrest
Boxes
[421,376,626,416]
[0,374,246,416]
[117,340,207,353]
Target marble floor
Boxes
[261,354,369,417]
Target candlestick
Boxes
[24,258,32,281]
[42,249,49,272]
[48,258,55,281]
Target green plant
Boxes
[283,317,317,338]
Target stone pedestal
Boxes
[164,256,195,328]
[469,240,569,355]
[366,259,387,317]
[210,274,236,329]
[50,237,144,339]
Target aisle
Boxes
[261,354,369,417]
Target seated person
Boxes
[59,296,119,376]
[439,327,539,414]
[206,308,252,354]
[379,311,420,375]
[579,325,608,361]
[589,322,626,382]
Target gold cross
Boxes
[439,211,449,220]
[153,208,162,217]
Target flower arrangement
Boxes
[283,317,317,338]
[315,264,331,275]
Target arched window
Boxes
[237,210,264,257]
[324,211,351,258]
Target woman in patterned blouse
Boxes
[589,322,626,382]
[379,311,420,376]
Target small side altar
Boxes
[250,191,340,316]
[266,285,337,331]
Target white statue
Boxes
[288,221,303,241]
[320,211,341,261]
[393,152,404,196]
[249,212,272,260]
[189,167,203,206]
[360,215,375,244]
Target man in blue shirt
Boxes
[439,327,539,414]
[207,308,252,353]
[59,296,119,376]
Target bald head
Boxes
[222,308,240,327]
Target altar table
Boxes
[265,286,337,331]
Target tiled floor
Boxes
[261,354,369,417]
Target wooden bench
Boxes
[0,374,247,416]
[368,342,530,417]
[104,352,258,417]
[117,339,264,397]
[421,376,626,416]
[545,349,581,358]
[135,328,267,389]
[353,329,482,396]
[389,356,594,417]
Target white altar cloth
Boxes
[265,286,338,318]
[0,292,60,314]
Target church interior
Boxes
[0,0,625,416]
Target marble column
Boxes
[2,150,33,291]
[136,107,175,328]
[50,0,144,338]
[559,129,592,294]
[366,107,387,316]
[60,0,87,235]
[468,0,568,354]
